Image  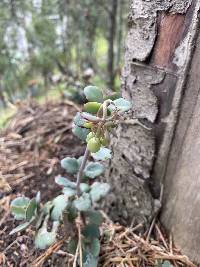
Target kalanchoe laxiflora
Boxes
[10,84,131,266]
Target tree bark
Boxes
[107,0,118,90]
[160,3,200,263]
[105,0,200,262]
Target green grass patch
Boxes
[0,107,16,129]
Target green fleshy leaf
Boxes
[90,182,110,203]
[80,183,90,193]
[84,162,104,179]
[82,223,100,239]
[77,156,84,167]
[72,125,90,141]
[84,85,103,103]
[9,221,31,235]
[84,210,103,225]
[10,197,30,220]
[73,112,85,127]
[83,252,98,267]
[84,102,101,114]
[90,238,100,257]
[51,195,68,221]
[26,198,37,221]
[91,147,112,161]
[67,238,78,255]
[61,157,79,174]
[35,220,59,249]
[55,176,76,188]
[73,193,91,211]
[62,187,76,197]
[108,98,131,112]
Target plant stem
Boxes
[76,147,90,196]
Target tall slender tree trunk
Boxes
[116,0,123,68]
[107,0,118,90]
[105,0,200,263]
[0,87,6,108]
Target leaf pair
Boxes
[10,196,38,222]
[10,195,38,235]
[84,85,132,112]
[73,182,110,212]
[60,156,105,179]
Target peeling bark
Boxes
[105,0,193,229]
[105,0,200,263]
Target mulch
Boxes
[0,100,197,267]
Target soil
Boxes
[0,100,84,266]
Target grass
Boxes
[36,86,62,104]
[0,88,63,130]
[0,107,16,129]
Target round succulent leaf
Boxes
[55,176,76,188]
[84,210,103,225]
[10,197,30,220]
[80,183,90,193]
[90,238,100,257]
[90,182,110,203]
[86,132,95,143]
[72,125,90,141]
[84,102,101,114]
[87,137,101,153]
[77,156,84,167]
[84,85,103,103]
[91,147,112,161]
[73,112,85,127]
[51,195,68,221]
[26,198,37,221]
[35,221,59,249]
[83,252,98,267]
[73,193,91,211]
[84,162,104,179]
[9,221,31,235]
[61,157,79,174]
[62,187,76,197]
[108,98,131,112]
[82,223,100,239]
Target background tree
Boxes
[0,0,129,107]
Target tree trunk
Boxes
[116,0,123,68]
[160,3,200,263]
[0,82,6,108]
[107,0,118,90]
[105,0,200,263]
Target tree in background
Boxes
[0,0,129,106]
